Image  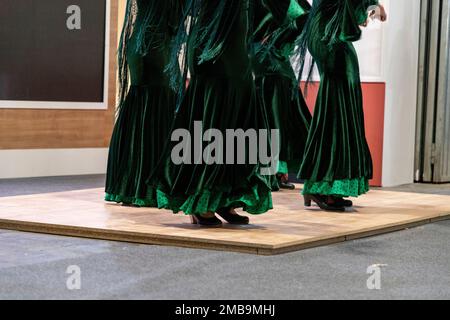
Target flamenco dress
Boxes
[148,0,274,215]
[298,0,377,198]
[105,0,181,206]
[251,0,312,183]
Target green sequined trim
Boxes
[277,161,289,175]
[106,186,273,216]
[105,193,158,208]
[155,186,273,216]
[302,178,370,198]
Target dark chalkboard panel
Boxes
[0,0,106,102]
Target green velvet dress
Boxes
[252,0,312,177]
[298,0,377,197]
[105,0,181,206]
[148,0,274,215]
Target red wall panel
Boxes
[302,82,386,187]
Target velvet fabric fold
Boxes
[298,0,377,197]
[105,0,179,205]
[105,85,176,206]
[146,0,274,216]
[251,0,312,179]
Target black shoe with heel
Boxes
[277,175,296,190]
[190,214,223,227]
[217,207,250,225]
[304,194,346,212]
[332,197,353,207]
[279,181,296,190]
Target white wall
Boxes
[0,149,109,179]
[354,0,389,82]
[381,0,421,187]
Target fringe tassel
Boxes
[117,0,182,114]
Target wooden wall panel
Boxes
[0,0,118,150]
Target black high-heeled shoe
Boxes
[332,197,353,207]
[278,180,296,190]
[216,207,250,225]
[277,175,296,190]
[190,214,223,227]
[304,194,346,212]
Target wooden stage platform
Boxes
[0,187,449,255]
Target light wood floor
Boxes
[0,186,449,255]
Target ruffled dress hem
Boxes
[302,177,370,198]
[106,185,273,216]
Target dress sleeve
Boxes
[324,0,379,44]
[341,0,379,41]
[351,0,379,25]
[256,0,311,50]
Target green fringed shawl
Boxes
[118,0,182,110]
[165,0,248,111]
[251,0,311,99]
[253,0,310,62]
[252,0,310,54]
[195,0,242,64]
[167,0,244,68]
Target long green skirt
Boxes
[149,76,274,215]
[105,84,175,206]
[256,73,311,176]
[105,0,182,206]
[147,0,273,215]
[298,43,373,197]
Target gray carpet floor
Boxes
[0,175,449,300]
